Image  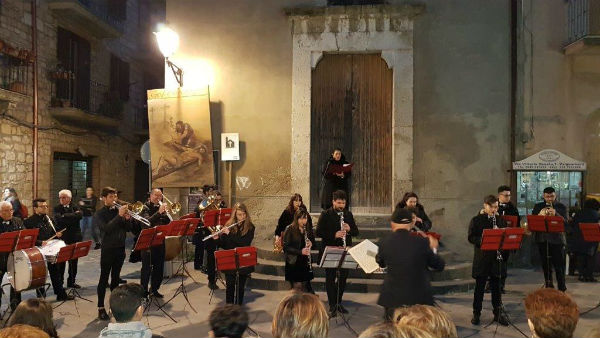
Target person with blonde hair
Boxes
[272,292,328,338]
[395,324,435,338]
[393,304,458,338]
[358,321,401,338]
[524,288,578,338]
[0,324,50,338]
[7,299,58,338]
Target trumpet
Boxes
[161,195,181,215]
[114,200,151,227]
[202,220,243,241]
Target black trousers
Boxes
[288,280,315,294]
[325,268,349,309]
[0,271,20,310]
[195,238,216,283]
[473,275,501,314]
[141,245,166,293]
[537,242,566,291]
[97,247,126,308]
[577,253,597,279]
[384,307,396,321]
[39,262,67,298]
[225,273,248,305]
[67,258,78,285]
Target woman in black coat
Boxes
[283,209,315,293]
[274,194,312,249]
[320,148,350,210]
[215,203,255,305]
[570,198,600,282]
[396,192,432,232]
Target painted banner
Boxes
[147,87,214,187]
[512,149,586,171]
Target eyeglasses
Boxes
[37,205,49,209]
[500,193,511,197]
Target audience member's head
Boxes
[208,305,248,338]
[0,324,50,338]
[272,292,328,338]
[7,299,57,338]
[524,288,579,338]
[109,283,145,323]
[358,321,401,338]
[395,324,436,338]
[393,304,458,338]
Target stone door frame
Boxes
[287,5,422,213]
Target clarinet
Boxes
[304,227,312,272]
[338,211,346,248]
[492,214,502,261]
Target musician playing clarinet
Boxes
[0,201,23,310]
[139,189,170,299]
[531,186,568,291]
[24,198,73,301]
[54,189,82,289]
[316,190,358,318]
[497,185,519,293]
[282,209,315,293]
[468,195,508,326]
[94,187,133,321]
[213,203,255,305]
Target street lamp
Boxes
[154,25,183,87]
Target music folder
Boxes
[347,239,380,274]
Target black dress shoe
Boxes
[57,294,74,301]
[208,281,219,290]
[152,291,164,299]
[98,308,109,321]
[338,304,349,314]
[471,313,480,325]
[118,278,127,284]
[67,283,81,289]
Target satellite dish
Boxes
[140,140,151,164]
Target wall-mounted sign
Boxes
[512,149,586,171]
[221,133,239,161]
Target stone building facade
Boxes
[0,0,164,209]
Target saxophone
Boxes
[273,236,283,253]
[304,226,312,272]
[338,211,346,248]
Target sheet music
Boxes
[348,239,380,274]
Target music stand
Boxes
[526,215,565,289]
[319,246,358,336]
[52,244,77,312]
[578,223,600,316]
[65,241,93,303]
[501,215,519,228]
[480,228,526,335]
[160,219,198,314]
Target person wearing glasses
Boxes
[54,189,83,289]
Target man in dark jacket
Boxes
[140,188,170,298]
[569,198,600,282]
[468,195,509,326]
[376,208,445,320]
[95,187,133,320]
[316,190,359,317]
[54,189,82,288]
[24,198,73,301]
[531,186,568,291]
[497,185,520,293]
[0,201,23,310]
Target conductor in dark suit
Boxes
[376,208,445,320]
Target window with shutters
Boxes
[55,27,91,111]
[110,54,130,101]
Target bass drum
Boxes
[164,236,183,261]
[7,247,48,292]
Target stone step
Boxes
[255,257,472,282]
[257,246,454,262]
[246,272,475,294]
[310,213,390,228]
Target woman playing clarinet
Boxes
[214,203,255,305]
[283,209,315,293]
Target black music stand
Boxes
[527,215,565,289]
[319,246,358,336]
[52,243,77,311]
[480,228,527,337]
[160,220,198,313]
[67,241,93,302]
[0,231,19,322]
[578,223,600,316]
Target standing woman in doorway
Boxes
[320,148,350,210]
[214,203,255,305]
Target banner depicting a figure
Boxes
[147,88,214,187]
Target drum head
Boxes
[8,247,47,292]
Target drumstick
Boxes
[47,228,67,241]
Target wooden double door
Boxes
[310,53,392,213]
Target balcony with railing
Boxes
[49,76,123,130]
[47,0,124,39]
[565,0,600,54]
